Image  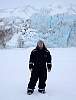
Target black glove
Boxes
[29,63,34,72]
[47,63,52,72]
[29,64,33,69]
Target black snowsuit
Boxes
[28,47,52,90]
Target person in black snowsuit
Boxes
[27,40,52,95]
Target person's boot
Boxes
[27,88,34,95]
[38,88,46,94]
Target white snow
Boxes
[0,47,76,100]
[0,2,76,48]
[0,6,38,19]
[0,3,76,18]
[6,33,20,48]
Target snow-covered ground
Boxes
[0,47,76,100]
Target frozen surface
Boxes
[0,47,76,100]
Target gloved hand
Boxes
[30,68,33,72]
[29,62,34,71]
[48,68,51,72]
[47,63,52,72]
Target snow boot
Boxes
[27,88,34,95]
[38,89,46,94]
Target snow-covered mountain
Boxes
[0,5,38,18]
[0,4,76,18]
[0,5,76,48]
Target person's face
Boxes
[37,43,43,49]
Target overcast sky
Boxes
[0,0,76,9]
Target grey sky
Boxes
[0,0,76,9]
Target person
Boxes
[27,40,52,95]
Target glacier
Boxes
[0,5,76,48]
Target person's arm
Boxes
[29,51,34,71]
[47,51,52,72]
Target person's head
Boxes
[37,40,46,50]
